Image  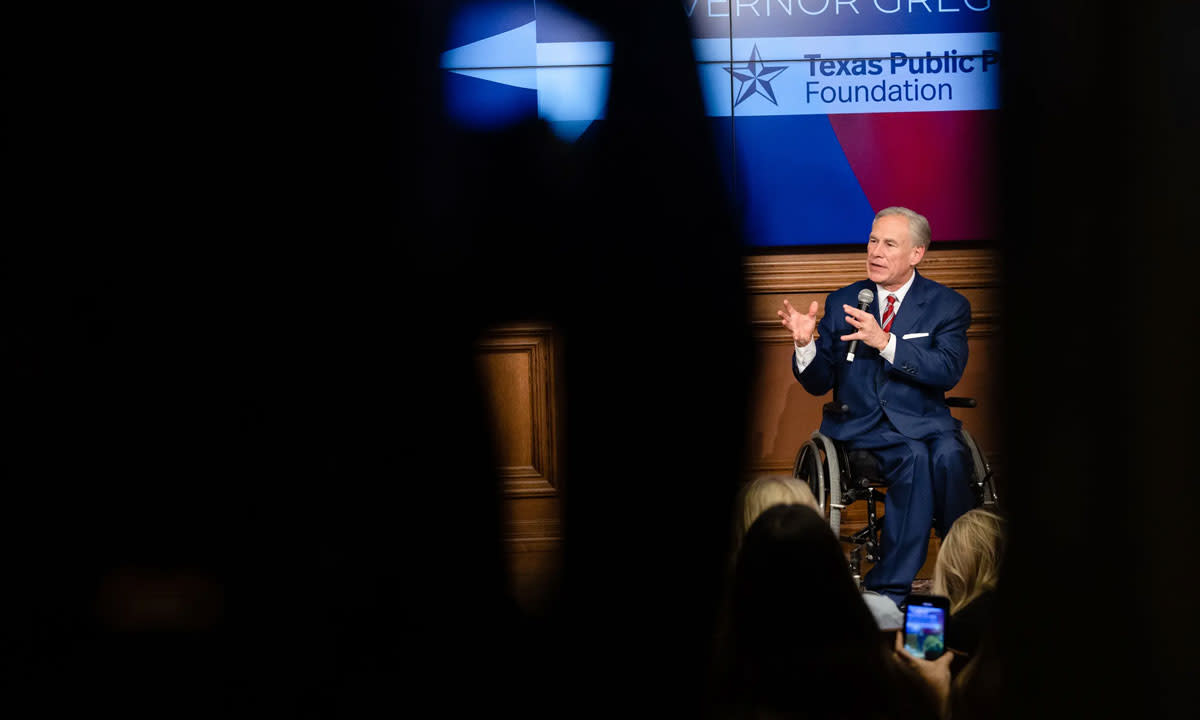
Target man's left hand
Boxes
[841,304,890,351]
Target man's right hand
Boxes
[778,299,819,347]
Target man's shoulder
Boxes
[914,270,953,294]
[915,272,970,310]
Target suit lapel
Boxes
[863,279,880,323]
[842,279,879,326]
[887,270,929,339]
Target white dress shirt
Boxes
[793,270,917,372]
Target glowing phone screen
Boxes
[903,604,946,659]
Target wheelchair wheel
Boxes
[793,440,827,517]
[793,432,844,537]
[810,432,843,536]
[959,427,998,509]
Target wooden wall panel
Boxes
[476,325,562,611]
[504,496,562,614]
[476,325,559,498]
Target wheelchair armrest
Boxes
[945,396,977,408]
[823,401,850,418]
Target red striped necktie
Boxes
[881,294,897,333]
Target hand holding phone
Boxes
[892,628,954,707]
[902,594,950,660]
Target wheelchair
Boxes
[792,397,998,584]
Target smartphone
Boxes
[902,594,950,660]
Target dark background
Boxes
[4,1,1197,716]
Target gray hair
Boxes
[874,206,931,249]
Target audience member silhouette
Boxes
[892,599,1003,720]
[7,1,750,716]
[731,474,820,558]
[893,508,1006,718]
[932,508,1005,669]
[729,474,903,630]
[717,503,940,719]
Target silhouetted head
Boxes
[731,504,889,715]
[731,474,820,559]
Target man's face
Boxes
[867,214,926,291]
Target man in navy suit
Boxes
[777,207,975,607]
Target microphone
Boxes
[846,288,874,363]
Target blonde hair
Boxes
[932,509,1006,614]
[731,474,820,557]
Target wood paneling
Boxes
[483,246,1002,603]
[477,325,563,612]
[504,495,562,613]
[476,324,559,498]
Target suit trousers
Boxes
[852,421,975,605]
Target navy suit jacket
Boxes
[792,270,971,443]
